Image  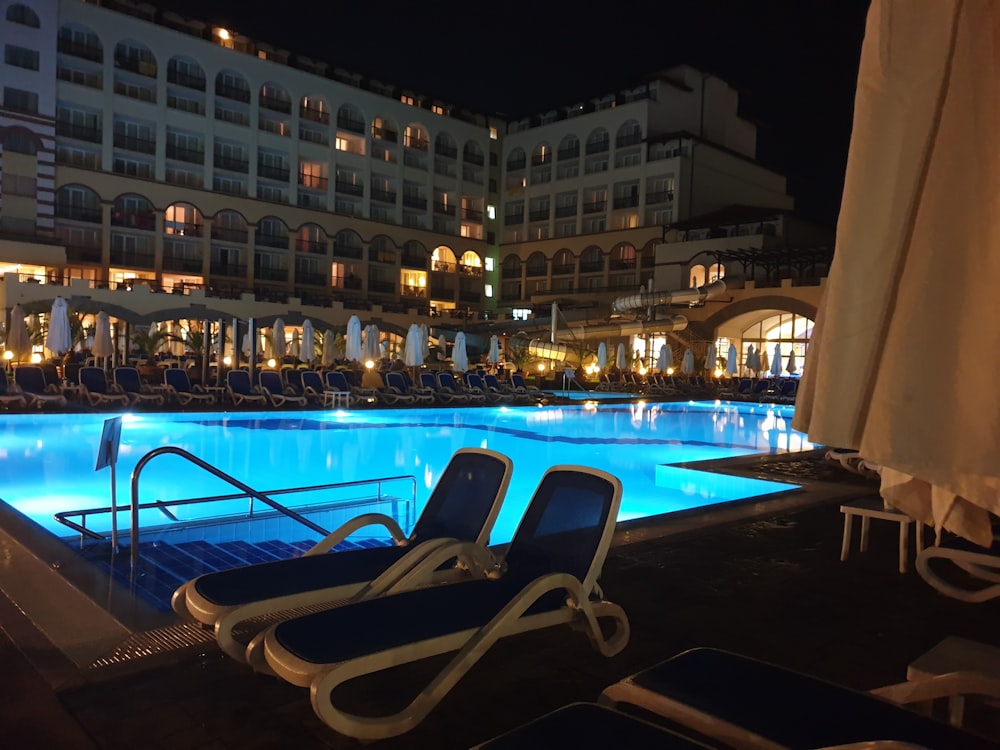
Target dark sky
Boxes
[156,0,872,228]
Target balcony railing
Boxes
[645,190,674,204]
[610,259,637,271]
[531,153,552,166]
[295,271,328,286]
[528,210,549,223]
[166,144,204,163]
[211,227,249,243]
[253,266,288,282]
[56,122,102,143]
[555,205,577,218]
[557,146,580,161]
[435,143,457,159]
[402,195,427,210]
[162,254,203,273]
[616,132,643,147]
[506,158,526,172]
[55,205,102,223]
[370,188,397,204]
[214,155,249,172]
[501,266,522,279]
[403,136,429,151]
[65,245,103,263]
[167,70,206,91]
[257,163,290,181]
[585,139,610,154]
[215,83,251,103]
[504,214,524,226]
[294,238,326,254]
[259,94,292,114]
[372,126,398,142]
[336,116,365,134]
[209,262,248,277]
[462,208,483,222]
[333,243,363,259]
[300,106,329,124]
[255,233,288,249]
[165,222,202,237]
[525,265,547,278]
[613,195,640,209]
[299,175,329,190]
[368,279,395,294]
[552,264,575,276]
[433,203,456,216]
[432,261,456,273]
[463,151,484,166]
[582,200,607,214]
[114,56,156,77]
[109,249,155,268]
[58,38,102,62]
[579,260,604,273]
[401,254,426,269]
[113,133,156,154]
[335,180,364,196]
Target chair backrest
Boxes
[285,369,304,392]
[420,372,438,390]
[385,371,409,392]
[14,365,48,394]
[511,373,528,390]
[227,369,252,394]
[80,366,111,394]
[438,371,461,391]
[258,370,282,392]
[114,367,142,392]
[484,374,504,391]
[753,379,772,394]
[409,448,514,546]
[301,370,323,392]
[466,373,486,390]
[504,466,622,596]
[0,368,9,395]
[325,370,350,392]
[780,379,798,396]
[164,368,192,392]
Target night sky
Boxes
[155,0,873,228]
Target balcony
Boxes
[462,208,483,222]
[167,70,206,91]
[506,158,526,172]
[616,132,643,148]
[257,163,290,181]
[433,202,456,216]
[214,155,249,172]
[294,238,326,254]
[299,175,329,190]
[56,122,102,143]
[552,263,575,276]
[253,266,288,282]
[458,289,481,304]
[403,136,430,151]
[165,222,202,237]
[432,260,456,273]
[528,209,550,223]
[458,265,483,277]
[113,133,156,154]
[371,188,397,204]
[109,248,155,268]
[209,262,247,277]
[343,275,363,290]
[114,56,156,77]
[336,115,365,134]
[259,95,292,114]
[610,259,637,271]
[368,279,395,294]
[372,126,398,142]
[65,245,102,263]
[211,227,249,243]
[504,214,524,226]
[613,195,640,210]
[215,83,251,103]
[300,106,329,124]
[295,271,328,286]
[255,233,288,250]
[501,266,521,279]
[401,253,426,269]
[402,195,427,210]
[557,146,580,161]
[579,260,604,273]
[555,205,577,218]
[55,205,102,223]
[334,180,363,197]
[582,200,607,214]
[401,284,427,298]
[525,265,547,278]
[435,143,457,159]
[585,139,610,155]
[531,153,552,167]
[58,38,102,62]
[333,242,363,260]
[646,190,675,204]
[166,144,204,163]
[162,254,203,273]
[463,151,484,166]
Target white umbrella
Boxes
[758,347,769,375]
[615,342,627,370]
[746,344,756,375]
[488,335,500,364]
[289,329,301,358]
[681,349,695,375]
[45,297,72,356]
[241,332,251,357]
[321,329,336,367]
[452,332,469,372]
[792,2,998,545]
[786,347,797,374]
[419,323,430,360]
[770,343,783,377]
[362,324,380,361]
[704,343,716,373]
[271,318,286,359]
[726,343,739,376]
[345,315,362,362]
[597,342,607,370]
[92,311,113,362]
[656,344,668,371]
[300,319,315,363]
[404,323,423,367]
[6,303,30,359]
[661,344,673,372]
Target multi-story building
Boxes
[1,0,825,366]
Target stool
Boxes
[840,496,923,573]
[907,636,1000,726]
[323,390,350,408]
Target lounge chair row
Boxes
[173,449,628,739]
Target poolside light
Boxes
[639,366,647,376]
[714,367,724,379]
[30,353,41,363]
[537,362,545,372]
[365,359,375,370]
[267,358,277,369]
[666,366,675,376]
[223,355,232,366]
[3,350,12,361]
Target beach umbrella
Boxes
[241,332,251,358]
[345,315,362,362]
[770,343,783,377]
[488,334,500,364]
[45,297,72,356]
[321,329,336,367]
[6,303,30,359]
[704,343,716,373]
[746,344,756,375]
[786,347,797,374]
[656,344,668,372]
[615,342,627,370]
[289,329,301,358]
[271,318,286,359]
[299,319,315,363]
[92,311,113,363]
[597,342,607,370]
[681,348,695,375]
[453,331,469,372]
[419,323,431,360]
[661,344,673,373]
[758,347,769,375]
[404,323,423,367]
[362,324,381,361]
[793,2,999,545]
[726,343,739,376]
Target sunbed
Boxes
[226,369,268,406]
[13,365,68,407]
[113,366,165,406]
[79,366,131,407]
[163,368,216,406]
[258,370,307,407]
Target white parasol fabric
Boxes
[656,344,668,372]
[758,347,769,376]
[345,315,362,362]
[615,343,627,370]
[271,319,286,359]
[241,332,251,357]
[404,323,423,367]
[45,297,72,356]
[419,323,431,360]
[92,311,113,360]
[726,343,739,376]
[288,329,301,358]
[452,331,469,372]
[321,329,336,367]
[704,343,716,373]
[770,343,783,377]
[786,347,798,374]
[362,324,381,361]
[300,319,315,363]
[681,349,695,375]
[6,303,30,358]
[746,344,756,375]
[793,0,1000,546]
[597,342,607,370]
[488,335,500,364]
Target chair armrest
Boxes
[305,512,408,555]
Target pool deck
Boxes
[3,449,999,749]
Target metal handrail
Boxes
[122,446,414,566]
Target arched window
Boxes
[212,210,248,243]
[58,24,102,62]
[501,254,522,276]
[167,56,205,90]
[163,202,202,235]
[458,250,482,274]
[586,127,610,153]
[531,142,552,166]
[114,41,156,77]
[462,140,484,165]
[337,103,365,134]
[403,123,428,150]
[580,245,603,273]
[296,223,327,252]
[708,263,725,282]
[299,95,329,124]
[7,3,40,26]
[526,252,547,276]
[689,264,706,288]
[255,216,289,248]
[432,245,457,272]
[616,119,642,146]
[111,194,154,230]
[610,243,636,270]
[552,249,575,275]
[55,185,102,223]
[215,70,250,102]
[259,82,292,114]
[506,147,526,171]
[372,116,398,142]
[2,129,39,154]
[435,131,457,158]
[558,134,580,160]
[334,229,362,257]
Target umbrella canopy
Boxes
[321,329,336,367]
[746,344,756,375]
[770,343,783,377]
[793,1,999,545]
[288,329,301,358]
[362,324,381,361]
[271,318,286,359]
[656,344,668,372]
[241,332,251,357]
[452,331,469,372]
[597,342,607,370]
[345,315,362,362]
[758,347,769,375]
[681,349,695,375]
[615,342,627,370]
[419,323,430,360]
[6,303,30,358]
[726,343,739,376]
[488,335,500,364]
[300,319,315,363]
[786,347,798,374]
[45,297,72,356]
[404,323,423,367]
[705,343,716,373]
[92,311,113,359]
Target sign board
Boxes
[95,416,122,471]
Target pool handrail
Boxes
[124,446,416,567]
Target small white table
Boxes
[840,496,923,573]
[907,636,1000,725]
[323,390,350,408]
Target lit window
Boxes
[487,205,496,220]
[484,284,493,298]
[484,257,494,272]
[512,308,531,321]
[401,95,415,106]
[431,105,444,116]
[489,126,498,140]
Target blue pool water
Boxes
[0,401,812,545]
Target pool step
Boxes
[81,536,390,612]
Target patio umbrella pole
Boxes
[246,318,255,382]
[201,319,210,386]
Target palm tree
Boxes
[131,327,180,359]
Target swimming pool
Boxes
[0,400,812,546]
